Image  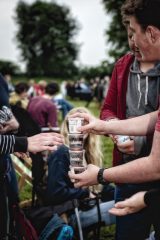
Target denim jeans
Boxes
[78,200,115,228]
[115,184,152,240]
[147,232,155,240]
[54,99,73,119]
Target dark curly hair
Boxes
[45,82,59,96]
[121,0,160,30]
[15,82,29,94]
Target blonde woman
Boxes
[46,107,115,227]
[62,107,103,184]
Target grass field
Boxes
[19,98,115,239]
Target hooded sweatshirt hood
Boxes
[123,59,160,163]
[126,59,160,118]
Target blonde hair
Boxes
[61,107,103,168]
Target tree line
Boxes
[0,0,128,79]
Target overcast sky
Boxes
[0,0,110,70]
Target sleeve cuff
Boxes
[14,136,28,152]
[144,189,160,207]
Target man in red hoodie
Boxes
[99,8,160,240]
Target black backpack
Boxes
[10,205,38,240]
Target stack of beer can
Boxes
[68,118,86,174]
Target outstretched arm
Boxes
[69,130,160,186]
[108,191,147,216]
[109,188,160,216]
[0,132,64,155]
[70,110,158,136]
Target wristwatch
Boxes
[97,168,109,185]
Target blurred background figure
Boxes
[9,82,29,109]
[60,81,67,98]
[103,76,110,101]
[34,80,47,96]
[27,79,36,98]
[4,74,15,93]
[27,83,58,128]
[45,82,73,119]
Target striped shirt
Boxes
[0,135,28,154]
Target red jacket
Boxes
[100,53,134,166]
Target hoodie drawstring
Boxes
[137,74,148,108]
[137,74,142,109]
[145,76,148,105]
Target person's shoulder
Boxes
[42,97,55,105]
[30,96,41,102]
[116,52,134,66]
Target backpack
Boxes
[10,204,38,240]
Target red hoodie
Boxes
[100,53,134,166]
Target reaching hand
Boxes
[27,132,64,153]
[0,116,19,134]
[68,112,107,135]
[68,164,100,188]
[116,138,135,154]
[109,191,147,216]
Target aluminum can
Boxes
[117,135,130,144]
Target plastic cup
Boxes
[70,160,84,167]
[70,160,83,167]
[69,166,86,183]
[73,166,86,174]
[68,118,84,134]
[68,133,84,151]
[69,150,84,162]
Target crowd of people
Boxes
[65,76,110,106]
[1,0,160,239]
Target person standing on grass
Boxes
[99,10,160,240]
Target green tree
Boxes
[79,60,112,80]
[102,0,129,62]
[15,0,79,77]
[0,60,20,75]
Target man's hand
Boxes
[0,116,19,134]
[69,112,107,135]
[27,132,64,153]
[68,164,100,188]
[109,191,147,216]
[116,138,135,154]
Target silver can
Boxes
[117,135,130,144]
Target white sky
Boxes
[0,0,110,70]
